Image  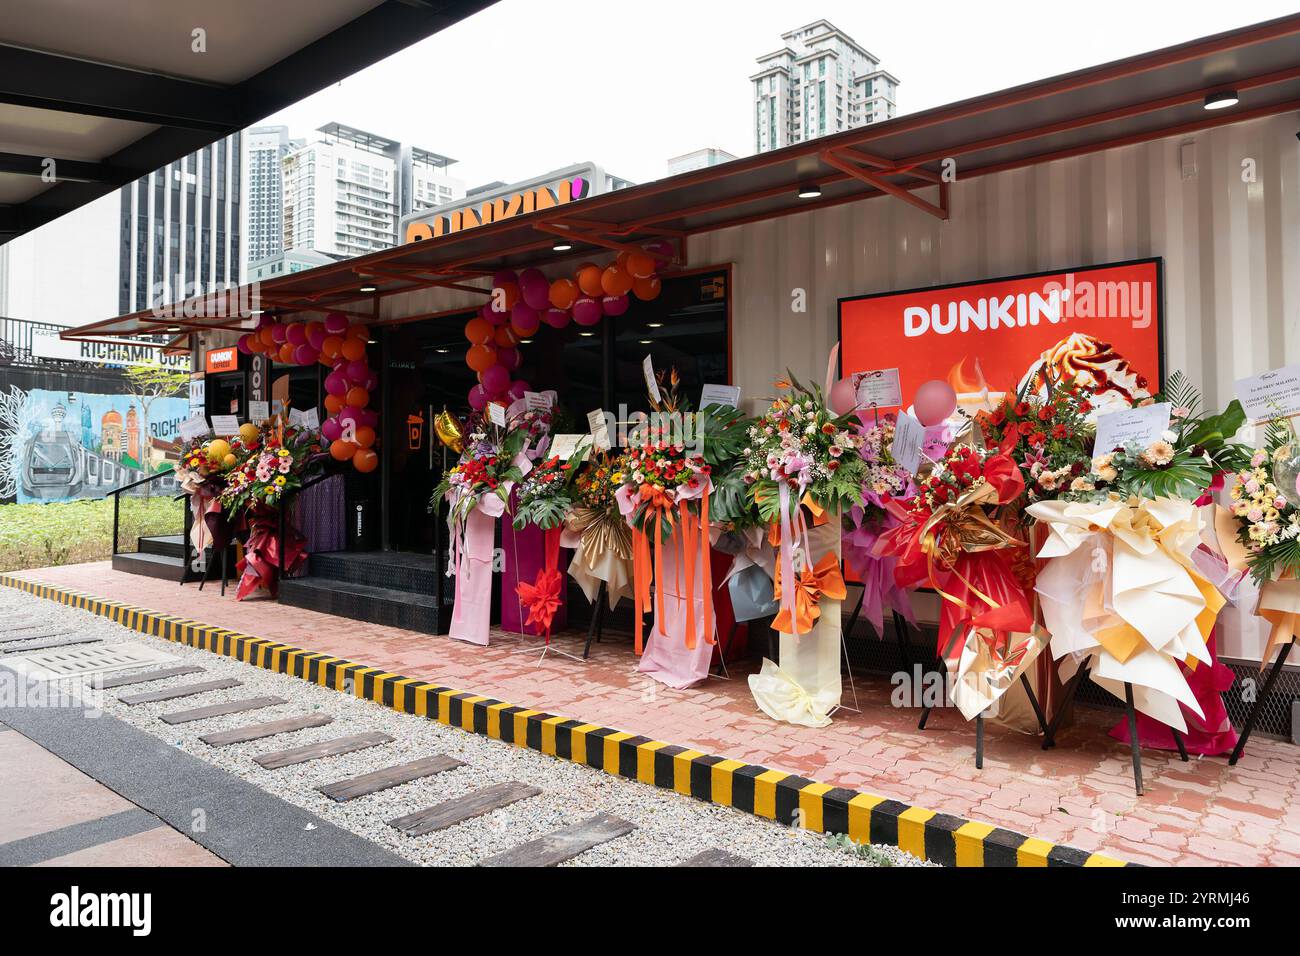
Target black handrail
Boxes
[102,468,177,557]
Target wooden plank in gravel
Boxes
[317,755,464,803]
[678,849,753,867]
[388,781,540,836]
[0,635,101,652]
[118,678,241,705]
[478,813,636,867]
[100,665,205,689]
[0,629,74,644]
[159,696,287,725]
[200,713,333,747]
[253,731,392,769]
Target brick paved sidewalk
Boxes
[12,562,1300,866]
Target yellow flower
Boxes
[274,475,286,486]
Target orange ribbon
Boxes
[772,551,847,635]
[632,483,713,653]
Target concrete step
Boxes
[111,550,186,582]
[279,576,444,634]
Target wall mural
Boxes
[0,387,189,503]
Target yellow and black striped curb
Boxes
[1,574,1133,867]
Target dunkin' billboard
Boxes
[838,259,1163,416]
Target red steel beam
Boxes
[821,149,948,220]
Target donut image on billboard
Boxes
[837,258,1163,420]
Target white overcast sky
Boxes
[266,0,1295,187]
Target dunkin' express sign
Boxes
[838,259,1163,411]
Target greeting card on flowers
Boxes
[1093,402,1171,455]
[854,368,902,410]
[211,414,240,436]
[550,433,592,462]
[179,415,211,440]
[891,411,925,473]
[1234,364,1300,422]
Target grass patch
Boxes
[0,496,184,572]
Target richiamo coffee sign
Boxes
[31,332,191,371]
[404,174,592,243]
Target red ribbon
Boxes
[516,526,564,643]
[235,508,306,601]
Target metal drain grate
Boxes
[0,642,176,681]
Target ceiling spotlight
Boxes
[647,322,663,328]
[359,283,378,293]
[520,339,533,344]
[798,184,822,199]
[435,348,448,353]
[579,331,594,337]
[249,308,265,316]
[1204,91,1239,110]
[639,339,652,345]
[165,326,181,333]
[552,238,573,252]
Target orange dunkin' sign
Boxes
[404,176,591,243]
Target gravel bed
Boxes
[0,587,931,868]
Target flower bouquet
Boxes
[218,420,321,600]
[508,447,581,641]
[877,442,1040,719]
[432,417,529,646]
[175,436,245,569]
[564,450,635,613]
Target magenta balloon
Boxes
[324,312,348,335]
[572,297,602,326]
[519,267,546,289]
[306,326,327,349]
[236,333,253,355]
[256,314,274,330]
[507,380,529,401]
[338,406,362,426]
[511,301,540,335]
[601,294,630,317]
[285,323,307,346]
[324,372,347,396]
[270,323,289,344]
[542,307,570,329]
[496,346,520,371]
[520,272,550,311]
[644,238,674,269]
[480,302,504,326]
[321,418,342,442]
[364,374,379,391]
[492,269,517,288]
[480,364,510,395]
[293,344,318,366]
[346,359,370,382]
[468,384,489,411]
[913,379,958,426]
[357,408,378,428]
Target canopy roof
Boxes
[64,12,1300,342]
[0,0,496,243]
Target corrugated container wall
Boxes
[382,110,1300,661]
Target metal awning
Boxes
[0,0,497,244]
[66,12,1300,341]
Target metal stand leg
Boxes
[975,713,984,769]
[766,621,777,663]
[1229,638,1295,766]
[891,610,913,671]
[713,620,738,677]
[1020,672,1054,745]
[219,547,228,597]
[1124,681,1144,796]
[1171,727,1189,762]
[843,587,864,639]
[1042,660,1090,750]
[582,582,607,660]
[918,623,966,730]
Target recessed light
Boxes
[552,239,573,252]
[520,339,533,344]
[639,339,652,344]
[249,308,265,315]
[359,283,378,293]
[165,326,181,333]
[435,348,448,353]
[647,322,663,328]
[579,332,594,337]
[367,339,376,344]
[798,184,822,199]
[1204,91,1239,110]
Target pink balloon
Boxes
[346,359,369,383]
[601,294,629,317]
[236,333,253,355]
[324,372,347,396]
[306,325,327,350]
[293,344,318,366]
[324,312,348,335]
[520,270,550,311]
[542,307,570,329]
[256,314,274,330]
[285,323,307,346]
[364,374,379,391]
[468,384,489,411]
[511,302,540,335]
[270,323,288,344]
[338,406,361,426]
[481,302,506,325]
[481,363,510,395]
[357,408,378,428]
[913,379,958,427]
[644,238,674,269]
[492,269,517,288]
[497,346,520,371]
[828,377,858,416]
[507,380,529,401]
[321,418,342,442]
[573,297,602,326]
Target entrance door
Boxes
[384,316,477,552]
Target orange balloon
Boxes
[601,265,634,297]
[354,425,376,449]
[278,342,297,364]
[464,317,493,344]
[258,326,277,349]
[345,386,369,408]
[615,250,631,272]
[466,343,497,372]
[627,251,655,279]
[244,334,264,354]
[352,448,379,473]
[346,323,369,340]
[324,393,344,415]
[306,320,324,343]
[329,439,357,461]
[549,277,579,310]
[575,263,604,297]
[321,335,343,360]
[494,325,520,348]
[493,281,520,311]
[633,274,662,301]
[340,337,366,362]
